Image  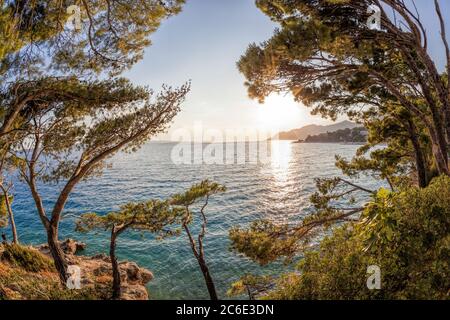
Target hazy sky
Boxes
[124,0,450,141]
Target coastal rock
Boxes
[37,238,86,255]
[69,255,153,300]
[123,261,153,284]
[36,240,153,300]
[121,285,149,300]
[91,253,109,262]
[62,238,86,254]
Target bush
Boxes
[0,264,108,300]
[268,176,450,300]
[1,244,54,273]
[0,245,110,300]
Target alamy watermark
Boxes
[367,5,382,30]
[367,265,381,290]
[66,265,81,290]
[67,5,82,31]
[169,123,284,166]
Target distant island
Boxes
[274,120,359,141]
[295,127,368,144]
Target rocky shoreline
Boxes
[0,240,153,300]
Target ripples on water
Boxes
[11,141,381,299]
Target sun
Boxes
[256,93,305,132]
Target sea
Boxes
[9,141,381,299]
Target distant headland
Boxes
[273,120,360,141]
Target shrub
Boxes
[1,244,54,273]
[268,175,450,300]
[0,263,108,300]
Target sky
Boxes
[124,0,333,141]
[123,0,450,141]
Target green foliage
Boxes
[0,193,12,227]
[76,180,226,300]
[230,177,372,266]
[1,244,54,273]
[170,180,226,300]
[0,0,190,287]
[227,274,274,300]
[0,251,108,300]
[334,107,435,189]
[34,283,109,300]
[267,176,450,300]
[7,77,189,223]
[170,180,226,225]
[171,180,226,208]
[76,199,184,239]
[238,0,449,185]
[304,127,367,143]
[0,0,186,79]
[230,220,297,266]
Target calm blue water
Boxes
[8,141,380,299]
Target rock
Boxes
[37,238,86,255]
[121,284,149,300]
[61,239,86,255]
[141,269,153,284]
[122,261,153,285]
[35,240,152,300]
[71,255,153,300]
[88,259,153,287]
[91,253,109,262]
[125,262,141,282]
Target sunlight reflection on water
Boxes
[270,140,292,181]
[12,141,381,299]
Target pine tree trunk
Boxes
[431,111,449,167]
[407,120,429,187]
[435,128,449,168]
[110,227,122,300]
[413,143,429,188]
[445,108,450,149]
[428,126,449,176]
[47,224,68,284]
[197,256,218,300]
[431,140,449,176]
[6,201,18,245]
[1,188,18,244]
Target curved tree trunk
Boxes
[444,109,450,149]
[110,226,122,300]
[5,195,18,244]
[413,143,429,188]
[28,158,68,283]
[183,222,218,301]
[427,125,450,176]
[431,141,449,176]
[47,224,68,284]
[407,120,429,188]
[1,187,18,244]
[431,113,449,168]
[198,257,218,301]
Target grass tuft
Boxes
[1,244,54,273]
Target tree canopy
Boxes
[238,0,450,179]
[7,77,189,281]
[231,1,450,298]
[266,176,450,300]
[0,0,189,284]
[0,0,185,80]
[171,180,226,300]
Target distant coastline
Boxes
[273,120,360,141]
[292,141,366,145]
[291,127,368,144]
